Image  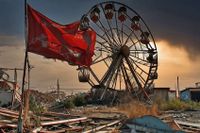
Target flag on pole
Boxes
[27,5,96,66]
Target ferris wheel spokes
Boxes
[79,1,158,103]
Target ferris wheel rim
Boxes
[79,1,158,100]
[84,1,157,50]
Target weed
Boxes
[29,96,45,114]
[73,94,86,107]
[118,100,159,118]
[63,99,74,109]
[159,99,200,111]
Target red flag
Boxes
[27,5,96,66]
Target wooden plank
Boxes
[0,108,19,116]
[0,112,18,119]
[83,120,120,133]
[181,125,200,132]
[0,123,17,128]
[40,126,83,133]
[39,129,67,133]
[41,117,87,126]
[42,111,70,118]
[175,120,200,128]
[0,120,13,124]
[39,116,55,121]
[31,127,42,133]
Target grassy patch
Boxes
[160,99,200,111]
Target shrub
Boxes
[160,99,200,111]
[63,99,74,109]
[73,94,86,107]
[29,96,45,114]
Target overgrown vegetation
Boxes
[63,99,75,109]
[159,99,200,111]
[73,94,86,106]
[62,93,87,109]
[117,99,200,118]
[29,96,45,114]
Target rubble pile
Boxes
[0,106,124,132]
[29,90,55,105]
[0,90,199,132]
[0,104,200,132]
[160,110,200,132]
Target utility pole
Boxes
[57,79,60,100]
[176,76,180,99]
[11,68,17,109]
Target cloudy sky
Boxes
[0,0,200,91]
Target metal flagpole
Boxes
[17,0,28,132]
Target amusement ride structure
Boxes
[78,1,158,103]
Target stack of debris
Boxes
[0,106,124,132]
[0,88,200,133]
[160,110,200,132]
[0,105,200,132]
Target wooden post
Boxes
[24,59,31,126]
[11,68,17,108]
[57,79,60,99]
[176,76,180,99]
[17,0,28,132]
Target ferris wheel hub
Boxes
[120,45,130,57]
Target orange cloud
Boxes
[155,40,200,89]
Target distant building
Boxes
[168,89,176,100]
[180,87,200,102]
[153,87,170,102]
[195,82,200,88]
[0,81,13,106]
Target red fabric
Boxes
[27,5,96,66]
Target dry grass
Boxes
[118,100,159,118]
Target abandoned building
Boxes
[0,81,13,106]
[180,87,200,102]
[168,89,176,100]
[153,87,170,102]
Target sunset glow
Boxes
[155,40,200,89]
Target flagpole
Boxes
[17,0,28,132]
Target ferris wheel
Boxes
[78,1,158,103]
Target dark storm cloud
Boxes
[0,0,24,47]
[0,0,24,36]
[132,0,200,59]
[0,0,199,59]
